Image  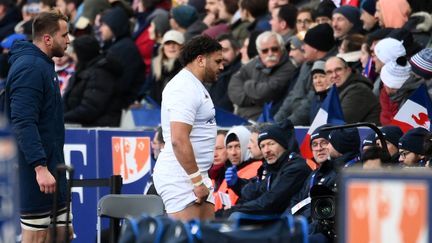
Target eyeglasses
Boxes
[399,150,412,159]
[325,67,345,76]
[296,19,312,25]
[311,140,329,150]
[260,46,280,54]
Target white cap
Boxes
[380,61,411,89]
[162,30,185,45]
[375,38,406,64]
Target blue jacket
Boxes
[6,40,66,213]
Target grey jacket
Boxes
[228,53,296,120]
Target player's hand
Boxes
[35,165,56,194]
[193,183,209,204]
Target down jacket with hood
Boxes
[6,40,67,213]
[100,7,146,108]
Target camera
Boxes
[310,185,337,240]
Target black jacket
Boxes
[231,152,312,215]
[63,55,123,126]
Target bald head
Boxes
[325,57,351,87]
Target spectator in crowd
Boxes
[403,11,432,48]
[228,31,297,120]
[374,38,407,74]
[287,34,305,68]
[240,37,250,65]
[208,34,241,112]
[248,124,265,162]
[240,0,271,32]
[331,5,362,44]
[399,127,430,167]
[63,35,123,127]
[309,60,331,122]
[295,7,313,33]
[362,145,386,169]
[56,0,83,30]
[325,56,381,124]
[409,48,432,97]
[379,57,422,125]
[362,131,376,152]
[0,0,21,45]
[73,0,110,34]
[217,0,250,44]
[337,33,365,72]
[375,125,404,165]
[0,33,26,84]
[145,126,166,195]
[170,5,206,40]
[149,30,184,105]
[99,7,146,109]
[289,124,332,220]
[275,23,336,125]
[375,0,410,28]
[214,126,262,212]
[359,0,378,33]
[312,0,336,25]
[229,120,311,215]
[53,50,75,96]
[269,4,297,43]
[327,127,361,167]
[209,130,229,191]
[267,0,288,13]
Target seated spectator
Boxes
[240,0,271,32]
[228,31,296,120]
[209,130,229,191]
[287,34,305,68]
[149,30,184,105]
[269,4,297,43]
[312,0,336,25]
[207,34,241,112]
[331,5,362,45]
[375,0,410,28]
[409,48,432,97]
[362,145,386,169]
[359,0,378,33]
[309,60,331,122]
[379,57,422,125]
[229,120,311,215]
[289,124,331,220]
[217,0,250,44]
[214,126,262,212]
[337,34,365,72]
[399,127,430,167]
[375,125,403,165]
[295,7,313,33]
[325,56,381,124]
[362,131,376,152]
[63,35,123,127]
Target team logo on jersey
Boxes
[112,136,151,184]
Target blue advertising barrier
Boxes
[65,126,373,242]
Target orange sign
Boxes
[112,136,151,184]
[347,181,428,243]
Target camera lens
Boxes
[314,198,335,220]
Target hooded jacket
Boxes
[6,40,67,212]
[224,126,252,163]
[101,7,146,108]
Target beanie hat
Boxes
[304,23,335,52]
[378,125,403,148]
[258,119,296,151]
[360,0,376,16]
[380,60,411,89]
[288,35,304,50]
[311,60,326,75]
[171,5,198,29]
[374,38,406,64]
[362,131,376,148]
[409,48,432,80]
[310,124,332,146]
[72,35,101,65]
[332,6,362,32]
[328,128,360,154]
[399,127,429,155]
[314,0,336,20]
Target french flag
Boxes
[300,84,345,159]
[391,84,432,132]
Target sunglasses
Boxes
[261,46,280,54]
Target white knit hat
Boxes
[380,61,411,89]
[374,38,406,64]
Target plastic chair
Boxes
[96,194,165,243]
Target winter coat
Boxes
[230,152,312,215]
[63,55,123,127]
[6,40,67,212]
[149,56,182,105]
[228,53,297,120]
[337,72,381,124]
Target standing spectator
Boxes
[228,31,297,120]
[170,5,206,40]
[63,35,123,127]
[99,7,146,108]
[149,30,184,105]
[153,35,223,221]
[6,10,73,243]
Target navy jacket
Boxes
[6,40,67,213]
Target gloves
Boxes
[225,166,238,186]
